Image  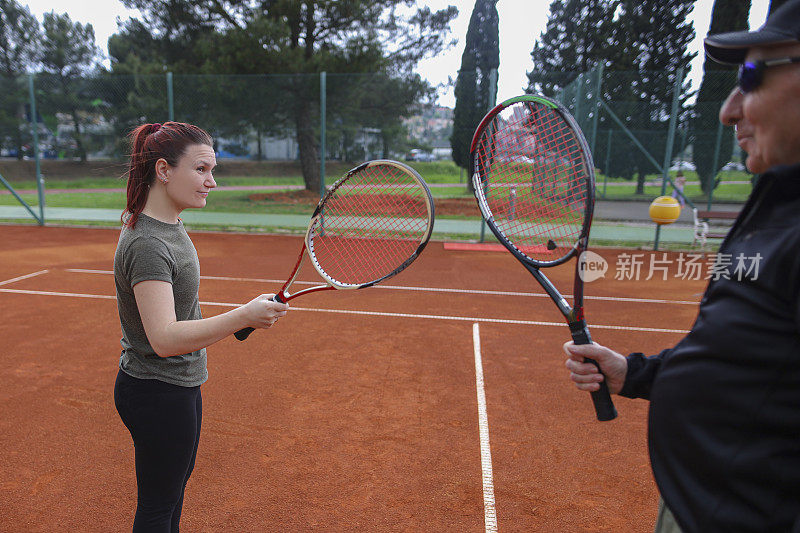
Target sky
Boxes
[22,0,771,107]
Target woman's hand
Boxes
[242,294,289,330]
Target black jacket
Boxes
[620,163,800,533]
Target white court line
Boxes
[65,269,700,306]
[0,287,690,333]
[0,270,49,286]
[473,323,498,533]
[0,288,117,300]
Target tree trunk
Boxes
[295,101,319,192]
[71,111,86,162]
[14,126,23,161]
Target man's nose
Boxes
[719,87,743,127]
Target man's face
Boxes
[719,42,800,174]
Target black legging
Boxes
[114,369,202,533]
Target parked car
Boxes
[405,149,435,162]
[669,160,696,171]
[721,161,745,171]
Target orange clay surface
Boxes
[0,224,710,532]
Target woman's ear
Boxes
[154,158,170,184]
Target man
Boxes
[564,1,800,531]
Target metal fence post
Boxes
[29,73,45,225]
[603,129,613,198]
[320,71,326,199]
[590,65,605,156]
[708,120,724,211]
[574,73,583,128]
[167,72,174,121]
[654,67,684,250]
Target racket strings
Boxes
[309,164,431,285]
[476,101,589,261]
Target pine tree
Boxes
[450,0,499,175]
[692,0,750,193]
[38,12,101,162]
[523,0,694,189]
[0,0,40,159]
[607,0,695,193]
[110,0,458,191]
[526,0,617,97]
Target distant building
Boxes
[404,106,453,139]
[430,140,452,160]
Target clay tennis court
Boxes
[0,224,707,532]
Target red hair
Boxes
[123,121,213,228]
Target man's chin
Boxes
[744,155,764,175]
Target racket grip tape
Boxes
[234,293,286,342]
[234,327,254,341]
[569,321,618,422]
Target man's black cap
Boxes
[704,0,800,65]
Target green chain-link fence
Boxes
[1,69,749,241]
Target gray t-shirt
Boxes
[114,213,208,386]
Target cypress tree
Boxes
[692,0,750,193]
[450,0,499,176]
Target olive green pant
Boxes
[654,498,683,533]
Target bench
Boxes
[693,208,739,248]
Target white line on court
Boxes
[473,323,498,533]
[0,287,690,333]
[0,288,117,300]
[0,270,49,286]
[65,269,700,306]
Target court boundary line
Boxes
[473,323,498,533]
[65,269,700,306]
[0,287,690,333]
[0,270,49,286]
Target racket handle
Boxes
[234,293,286,342]
[234,327,255,341]
[570,322,618,422]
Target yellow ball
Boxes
[649,196,681,225]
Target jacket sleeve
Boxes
[618,348,672,400]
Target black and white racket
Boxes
[235,159,435,340]
[470,94,617,421]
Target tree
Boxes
[324,71,432,160]
[38,12,101,161]
[526,0,618,97]
[607,0,695,193]
[0,0,40,159]
[112,0,457,191]
[451,0,499,177]
[528,1,694,191]
[691,0,750,194]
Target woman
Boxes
[113,122,288,532]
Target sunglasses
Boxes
[738,56,800,93]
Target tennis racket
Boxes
[470,94,617,421]
[235,159,435,341]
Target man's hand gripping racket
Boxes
[235,159,435,340]
[470,94,617,421]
